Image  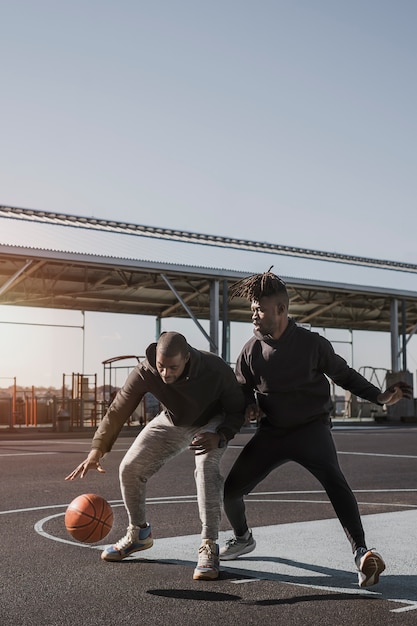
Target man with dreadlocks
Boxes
[220,269,412,588]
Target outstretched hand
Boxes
[377,381,413,406]
[65,449,105,480]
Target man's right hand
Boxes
[65,449,105,480]
[245,404,262,425]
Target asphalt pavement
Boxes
[1,425,417,625]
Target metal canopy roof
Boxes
[1,205,417,335]
[2,244,417,334]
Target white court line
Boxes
[33,499,199,548]
[339,451,417,459]
[2,485,416,509]
[3,497,415,516]
[0,496,198,516]
[0,452,57,457]
[251,489,417,494]
[245,498,417,508]
[35,512,99,548]
[4,440,414,460]
[3,487,416,515]
[228,445,417,459]
[1,504,68,515]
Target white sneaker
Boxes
[355,548,385,587]
[193,539,220,580]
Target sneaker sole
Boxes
[193,568,220,580]
[101,538,154,561]
[219,540,256,561]
[358,552,385,587]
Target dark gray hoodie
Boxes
[92,342,245,454]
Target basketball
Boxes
[65,493,113,543]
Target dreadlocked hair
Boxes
[230,267,287,301]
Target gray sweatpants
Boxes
[119,412,227,540]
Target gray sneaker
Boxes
[219,532,256,560]
[355,547,385,587]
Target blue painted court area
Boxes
[1,427,417,625]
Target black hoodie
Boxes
[92,342,245,454]
[235,318,382,430]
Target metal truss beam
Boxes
[2,204,417,274]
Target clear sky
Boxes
[1,1,417,390]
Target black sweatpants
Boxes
[224,419,366,553]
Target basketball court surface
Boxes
[1,426,416,625]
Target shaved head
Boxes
[156,332,189,358]
[156,332,190,384]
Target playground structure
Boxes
[0,355,161,431]
[0,363,415,431]
[0,374,104,431]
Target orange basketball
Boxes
[65,493,113,543]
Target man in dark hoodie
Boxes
[66,331,245,581]
[219,270,412,588]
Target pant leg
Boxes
[289,420,366,552]
[194,446,226,540]
[224,424,289,536]
[193,415,228,541]
[119,413,193,526]
[224,419,366,552]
